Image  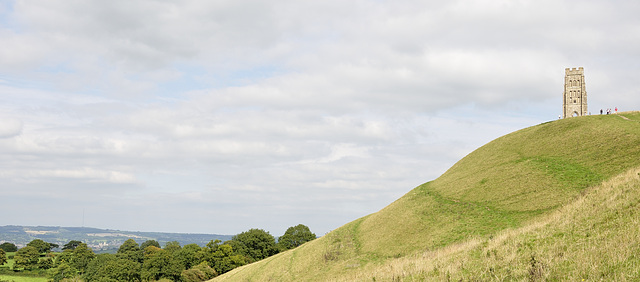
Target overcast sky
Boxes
[1,0,639,237]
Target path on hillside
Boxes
[617,112,640,123]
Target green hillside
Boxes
[214,112,640,281]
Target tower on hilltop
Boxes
[563,67,588,118]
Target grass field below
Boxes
[0,275,48,282]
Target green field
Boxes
[214,112,640,281]
[1,253,15,269]
[0,275,47,282]
[0,252,50,282]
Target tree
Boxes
[27,239,54,253]
[38,257,54,269]
[54,249,74,267]
[277,224,317,250]
[174,243,202,270]
[83,254,141,282]
[13,246,40,270]
[70,243,95,274]
[49,242,60,250]
[0,242,17,252]
[140,239,160,250]
[228,228,279,262]
[48,262,78,282]
[62,240,83,251]
[202,240,245,274]
[40,252,56,269]
[141,247,183,281]
[117,238,143,263]
[143,245,163,257]
[181,262,217,282]
[164,241,182,254]
[0,249,7,266]
[118,238,140,253]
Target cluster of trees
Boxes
[0,239,60,271]
[0,242,18,266]
[0,242,18,252]
[0,224,316,282]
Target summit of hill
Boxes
[214,112,640,281]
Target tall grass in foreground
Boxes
[336,167,640,281]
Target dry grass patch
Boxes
[341,167,640,281]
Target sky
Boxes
[1,0,639,237]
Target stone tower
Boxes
[562,67,588,118]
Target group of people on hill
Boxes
[600,107,618,115]
[558,107,620,119]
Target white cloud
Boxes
[0,117,22,138]
[3,168,136,184]
[1,0,639,235]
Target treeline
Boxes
[0,224,316,282]
[0,225,233,251]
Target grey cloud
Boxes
[10,0,284,69]
[5,0,640,109]
[0,118,22,138]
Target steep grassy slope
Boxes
[214,112,640,281]
[334,166,640,281]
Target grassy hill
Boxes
[214,112,640,281]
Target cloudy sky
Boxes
[1,0,638,236]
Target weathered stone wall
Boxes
[563,67,588,118]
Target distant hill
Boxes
[214,112,640,281]
[0,225,232,253]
